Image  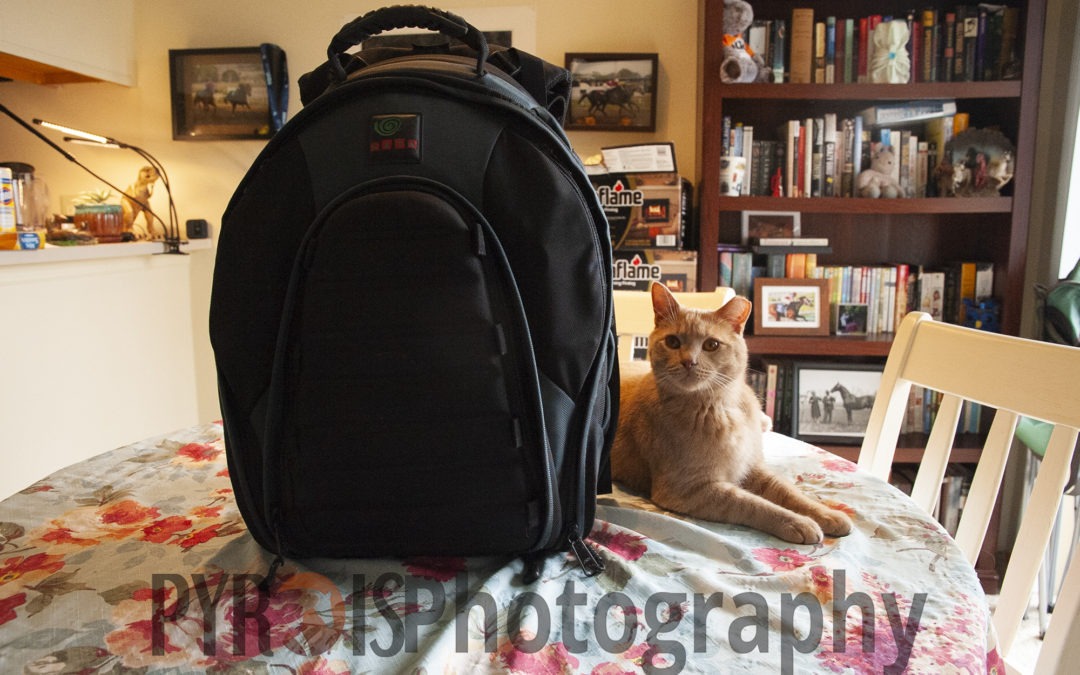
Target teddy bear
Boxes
[720,0,770,84]
[856,147,904,198]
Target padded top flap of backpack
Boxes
[298,42,571,123]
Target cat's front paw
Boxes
[776,515,824,545]
[816,509,854,537]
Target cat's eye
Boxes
[664,335,681,349]
[702,338,720,352]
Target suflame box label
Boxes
[588,172,690,249]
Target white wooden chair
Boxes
[857,311,1080,675]
[612,286,736,363]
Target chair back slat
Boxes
[954,410,1017,564]
[909,393,962,513]
[994,425,1079,657]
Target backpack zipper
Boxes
[567,524,604,577]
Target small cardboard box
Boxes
[612,249,698,292]
[589,172,691,249]
[0,229,46,250]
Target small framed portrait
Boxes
[565,52,658,132]
[740,210,801,245]
[835,303,869,335]
[753,278,830,336]
[792,362,884,444]
[169,46,287,141]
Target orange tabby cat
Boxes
[611,283,852,544]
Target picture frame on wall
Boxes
[753,278,830,337]
[792,362,884,445]
[564,52,658,132]
[740,210,801,245]
[169,46,286,141]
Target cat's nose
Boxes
[682,358,697,370]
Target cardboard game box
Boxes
[612,249,698,292]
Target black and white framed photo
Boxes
[792,362,884,445]
[740,210,801,245]
[565,52,657,131]
[835,303,869,335]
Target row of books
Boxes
[746,4,1022,85]
[721,105,966,198]
[720,243,995,332]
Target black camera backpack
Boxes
[210,6,616,583]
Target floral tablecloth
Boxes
[0,422,1001,673]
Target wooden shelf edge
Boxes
[747,334,894,357]
[714,196,1013,214]
[715,81,1023,100]
[824,445,982,464]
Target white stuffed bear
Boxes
[719,0,770,83]
[857,147,904,198]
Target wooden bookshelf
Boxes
[701,0,1047,593]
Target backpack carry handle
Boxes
[328,5,490,80]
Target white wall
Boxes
[0,253,206,497]
[0,1,702,494]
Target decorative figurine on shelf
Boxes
[856,146,904,198]
[719,0,770,83]
[869,19,911,84]
[122,165,162,240]
[963,297,1002,332]
[937,128,1017,197]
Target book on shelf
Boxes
[771,19,787,83]
[763,360,780,421]
[824,16,836,83]
[823,112,837,197]
[813,21,826,83]
[918,269,947,321]
[790,8,814,84]
[811,117,824,197]
[741,125,754,196]
[859,100,958,127]
[755,237,830,247]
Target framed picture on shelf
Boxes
[564,52,657,132]
[792,362,884,445]
[169,47,280,141]
[753,278,830,337]
[740,210,801,245]
[835,303,869,336]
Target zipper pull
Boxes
[520,554,542,584]
[259,511,287,592]
[259,554,284,593]
[569,533,605,577]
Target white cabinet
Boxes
[0,0,134,86]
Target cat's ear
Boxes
[650,282,681,326]
[716,296,753,334]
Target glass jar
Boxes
[74,204,124,243]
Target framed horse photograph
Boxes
[564,52,658,132]
[752,278,830,337]
[792,362,884,445]
[169,47,281,141]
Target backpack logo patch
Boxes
[369,114,421,163]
